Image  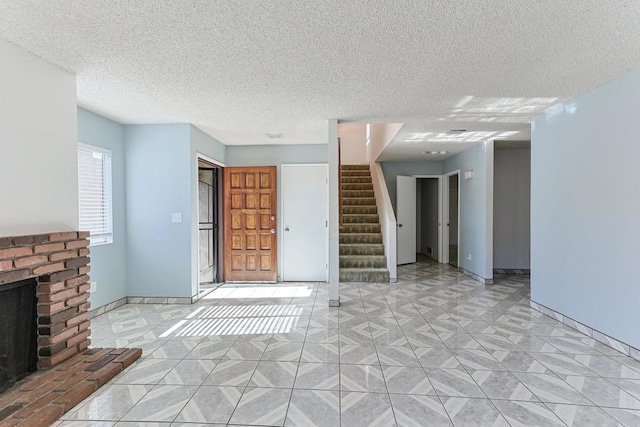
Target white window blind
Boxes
[77,144,113,246]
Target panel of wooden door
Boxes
[224,166,277,282]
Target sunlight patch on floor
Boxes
[202,284,314,299]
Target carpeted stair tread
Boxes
[339,244,385,255]
[340,255,387,268]
[343,190,375,197]
[339,233,383,244]
[343,198,377,206]
[340,224,382,233]
[341,164,370,170]
[341,177,373,183]
[340,268,390,282]
[342,184,374,191]
[341,171,372,177]
[343,206,378,214]
[343,214,380,224]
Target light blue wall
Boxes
[125,124,193,298]
[77,108,128,309]
[225,144,328,166]
[226,144,328,280]
[531,69,640,349]
[380,161,444,213]
[189,126,226,295]
[75,120,327,300]
[443,143,493,280]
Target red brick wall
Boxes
[0,232,91,368]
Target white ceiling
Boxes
[0,1,639,153]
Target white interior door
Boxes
[397,175,417,265]
[282,164,328,281]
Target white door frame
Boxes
[197,152,225,168]
[413,175,444,263]
[442,170,461,266]
[280,163,329,281]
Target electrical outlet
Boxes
[466,253,472,261]
[89,281,97,293]
[171,212,183,223]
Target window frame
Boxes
[77,142,114,246]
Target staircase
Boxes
[340,165,390,282]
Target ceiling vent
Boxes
[265,133,283,139]
[421,151,448,156]
[445,129,467,136]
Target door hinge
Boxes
[326,220,328,227]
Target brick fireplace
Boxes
[0,231,92,372]
[0,232,143,425]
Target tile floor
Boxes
[54,259,640,426]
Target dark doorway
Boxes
[416,178,440,262]
[0,278,38,393]
[198,162,221,292]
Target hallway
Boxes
[60,261,640,426]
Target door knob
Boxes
[285,227,290,232]
[398,224,403,228]
[270,228,276,234]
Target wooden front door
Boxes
[224,166,277,282]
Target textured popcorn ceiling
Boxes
[0,1,639,155]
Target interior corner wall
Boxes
[380,161,443,214]
[125,124,193,298]
[443,143,493,280]
[189,126,226,296]
[225,144,329,281]
[531,69,640,349]
[77,108,128,309]
[0,39,78,236]
[493,148,530,270]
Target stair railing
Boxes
[370,161,398,282]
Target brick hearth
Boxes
[0,348,141,427]
[0,232,92,368]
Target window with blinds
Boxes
[77,144,113,246]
